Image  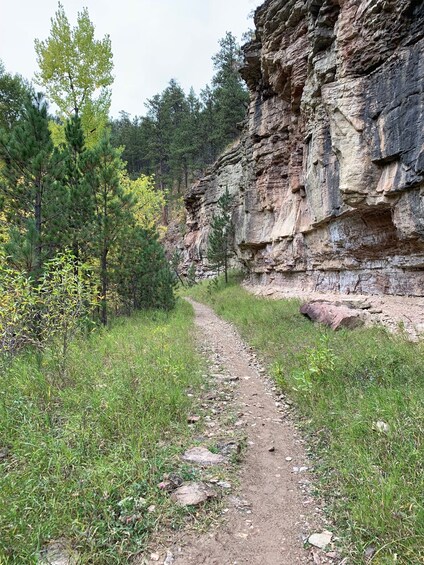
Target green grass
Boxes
[0,300,204,563]
[187,275,424,564]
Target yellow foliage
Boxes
[49,120,66,146]
[0,255,38,354]
[120,173,165,232]
[35,3,113,148]
[0,211,8,245]
[0,162,9,244]
[0,251,98,357]
[49,110,109,148]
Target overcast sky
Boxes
[0,0,261,118]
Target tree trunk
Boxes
[100,247,108,326]
[72,240,80,275]
[34,182,43,277]
[184,162,188,192]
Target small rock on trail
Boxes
[171,482,218,506]
[39,539,79,565]
[182,446,225,466]
[308,530,333,550]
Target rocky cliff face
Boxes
[184,0,424,295]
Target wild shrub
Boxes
[37,251,98,375]
[186,262,197,287]
[0,251,97,369]
[291,334,336,393]
[0,260,38,356]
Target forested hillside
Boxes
[110,32,248,195]
[0,7,177,325]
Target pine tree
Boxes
[86,133,134,325]
[110,112,148,178]
[0,94,64,277]
[113,226,175,313]
[59,115,94,262]
[211,32,249,151]
[207,187,234,283]
[200,85,219,163]
[179,87,202,187]
[0,61,31,132]
[144,80,190,193]
[144,93,170,192]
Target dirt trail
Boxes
[171,299,321,565]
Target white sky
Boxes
[0,0,261,118]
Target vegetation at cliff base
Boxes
[207,187,234,283]
[188,276,424,565]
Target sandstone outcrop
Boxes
[184,0,424,296]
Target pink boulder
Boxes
[300,301,364,331]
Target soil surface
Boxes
[166,299,326,565]
[246,284,424,340]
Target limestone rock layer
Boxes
[184,0,424,296]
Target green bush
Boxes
[290,335,336,393]
[37,251,98,376]
[0,251,97,366]
[113,227,176,313]
[0,259,38,356]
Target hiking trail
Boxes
[166,299,328,564]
